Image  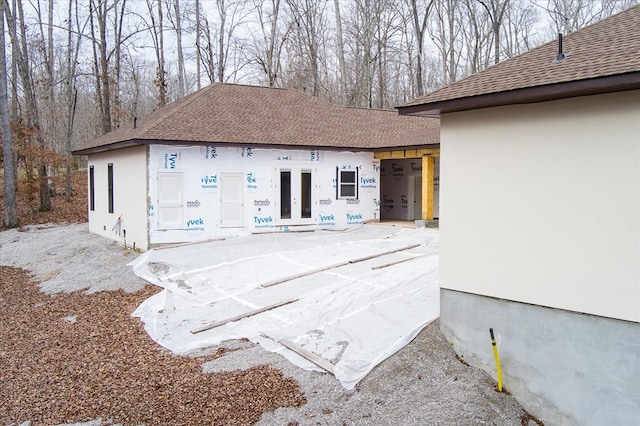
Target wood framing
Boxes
[424,156,435,220]
[374,147,440,160]
[375,148,440,220]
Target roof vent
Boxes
[133,117,137,129]
[554,33,570,62]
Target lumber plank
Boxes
[261,244,422,288]
[371,254,426,270]
[348,243,422,264]
[154,237,226,250]
[279,338,335,374]
[191,298,299,334]
[260,261,350,287]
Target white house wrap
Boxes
[148,145,381,245]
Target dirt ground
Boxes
[0,171,538,425]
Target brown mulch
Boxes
[0,169,306,425]
[0,267,305,425]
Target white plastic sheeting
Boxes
[130,225,439,389]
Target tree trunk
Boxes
[409,0,434,97]
[217,0,226,82]
[333,0,347,104]
[1,0,18,227]
[113,0,127,128]
[195,0,201,90]
[65,0,83,201]
[267,0,282,86]
[174,0,186,96]
[157,0,167,106]
[5,0,51,211]
[99,1,112,133]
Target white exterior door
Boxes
[157,172,183,229]
[220,173,244,227]
[277,165,315,225]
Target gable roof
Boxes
[398,4,640,117]
[73,83,439,155]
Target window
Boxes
[301,170,312,218]
[337,168,358,199]
[280,171,291,219]
[89,166,95,211]
[107,163,114,213]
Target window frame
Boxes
[89,166,95,211]
[336,167,358,200]
[107,163,114,213]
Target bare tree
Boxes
[334,0,347,104]
[1,0,18,227]
[195,0,202,89]
[4,0,51,211]
[201,14,217,83]
[33,0,57,150]
[217,0,228,82]
[477,0,510,65]
[215,0,250,82]
[63,0,87,200]
[146,0,168,106]
[407,0,435,97]
[502,0,539,58]
[89,0,112,134]
[285,0,329,96]
[170,0,186,97]
[251,0,290,87]
[112,0,128,129]
[463,0,492,74]
[430,0,463,85]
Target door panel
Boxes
[157,172,183,229]
[221,173,244,227]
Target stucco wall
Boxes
[440,90,640,322]
[87,146,149,250]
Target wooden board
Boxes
[154,237,226,250]
[260,261,349,288]
[191,298,299,334]
[261,243,422,288]
[349,243,422,264]
[279,338,335,375]
[371,254,426,270]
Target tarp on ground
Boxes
[130,225,439,389]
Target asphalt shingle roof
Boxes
[399,4,640,115]
[73,83,440,155]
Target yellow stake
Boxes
[490,328,503,392]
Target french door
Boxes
[278,165,314,225]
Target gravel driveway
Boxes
[0,223,533,425]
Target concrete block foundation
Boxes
[440,288,640,426]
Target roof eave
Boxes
[72,139,144,155]
[398,72,640,117]
[72,138,426,155]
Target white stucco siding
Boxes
[87,146,149,250]
[147,145,380,245]
[440,90,640,322]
